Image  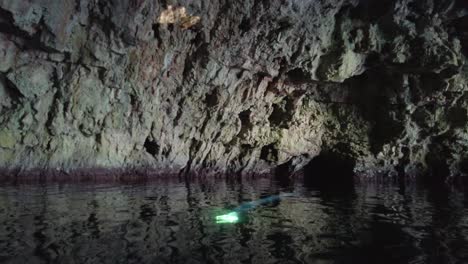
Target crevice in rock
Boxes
[266,18,294,42]
[204,88,220,108]
[238,18,250,34]
[441,66,461,80]
[315,5,352,82]
[269,96,295,129]
[161,146,171,158]
[1,75,23,102]
[183,33,209,82]
[159,0,168,9]
[285,68,313,85]
[315,48,344,81]
[199,115,211,135]
[254,71,271,89]
[0,7,31,39]
[290,37,306,64]
[45,90,62,136]
[260,144,278,163]
[369,113,405,154]
[238,109,252,137]
[208,1,230,42]
[0,7,60,53]
[97,0,107,15]
[144,137,160,156]
[152,24,163,44]
[194,42,210,68]
[181,138,203,176]
[396,146,411,179]
[89,1,115,39]
[172,98,185,127]
[241,87,250,102]
[347,71,406,154]
[263,75,282,96]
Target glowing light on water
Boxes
[215,212,239,224]
[215,193,294,224]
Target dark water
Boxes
[1,178,468,264]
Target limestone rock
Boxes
[0,0,467,181]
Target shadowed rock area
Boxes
[1,0,468,181]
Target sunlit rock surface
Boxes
[0,0,468,180]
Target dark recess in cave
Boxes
[303,152,355,190]
[204,89,220,107]
[350,0,395,22]
[274,162,292,187]
[260,144,278,163]
[458,159,468,186]
[0,75,23,102]
[144,137,160,156]
[347,70,405,154]
[269,97,295,129]
[238,109,252,137]
[0,7,59,53]
[238,18,250,33]
[448,107,468,128]
[451,15,468,56]
[422,141,452,185]
[152,23,163,44]
[285,68,313,85]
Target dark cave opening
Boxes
[302,152,356,190]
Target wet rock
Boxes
[0,0,467,181]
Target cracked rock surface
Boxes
[1,0,468,180]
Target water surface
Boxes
[1,178,467,263]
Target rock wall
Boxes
[0,0,468,180]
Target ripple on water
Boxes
[0,179,467,263]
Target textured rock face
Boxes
[0,0,468,180]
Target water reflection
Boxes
[0,178,467,263]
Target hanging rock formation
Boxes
[1,0,468,181]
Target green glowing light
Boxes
[215,212,239,224]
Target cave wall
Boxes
[0,0,468,179]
